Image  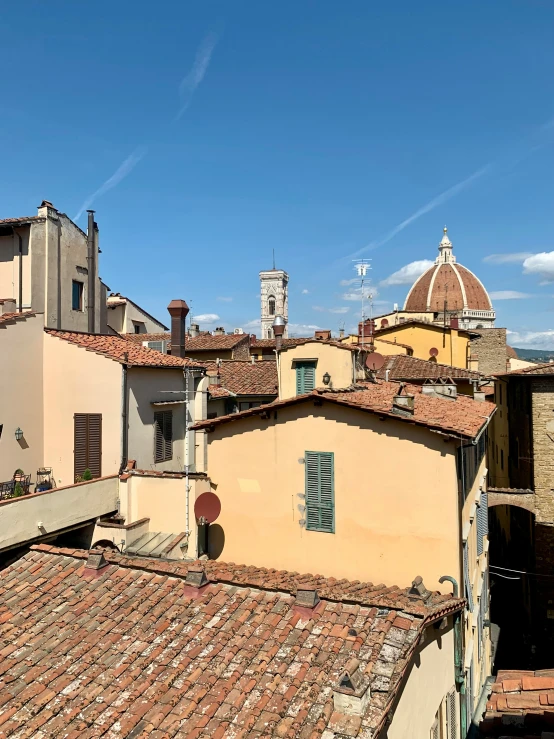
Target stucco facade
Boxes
[106,295,168,335]
[374,322,473,369]
[279,342,359,397]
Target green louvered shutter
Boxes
[477,490,488,556]
[463,541,474,612]
[305,451,334,533]
[296,362,316,395]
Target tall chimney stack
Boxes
[168,299,189,358]
[87,210,96,333]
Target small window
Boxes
[268,296,276,316]
[296,362,316,395]
[501,448,504,470]
[154,411,173,463]
[305,451,334,533]
[72,280,83,311]
[133,321,146,334]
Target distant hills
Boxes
[513,348,554,363]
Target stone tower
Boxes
[260,269,289,339]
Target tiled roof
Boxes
[206,360,278,396]
[0,215,40,225]
[45,329,204,368]
[374,319,478,337]
[0,310,37,326]
[207,384,233,398]
[482,669,554,737]
[186,333,251,352]
[375,354,482,381]
[0,544,463,739]
[251,337,313,349]
[106,298,127,307]
[501,361,554,377]
[193,380,496,439]
[373,337,414,351]
[506,344,518,359]
[126,331,171,344]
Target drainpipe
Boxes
[119,354,129,474]
[440,575,466,738]
[86,210,95,333]
[184,367,191,543]
[13,228,23,312]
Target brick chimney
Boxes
[167,299,189,358]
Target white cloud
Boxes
[489,290,532,300]
[379,260,434,287]
[175,32,219,121]
[340,278,359,287]
[523,252,554,283]
[244,318,261,328]
[507,329,554,349]
[287,323,322,336]
[301,289,309,294]
[313,306,350,314]
[483,252,533,264]
[74,146,147,221]
[217,296,232,302]
[341,286,380,302]
[194,313,220,323]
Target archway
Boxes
[488,503,536,669]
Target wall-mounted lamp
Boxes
[322,372,331,386]
[15,427,23,441]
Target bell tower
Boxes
[260,268,289,339]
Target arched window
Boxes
[268,296,276,316]
[267,329,272,338]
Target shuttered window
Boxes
[463,541,474,612]
[446,687,457,739]
[296,362,316,395]
[305,451,334,533]
[74,413,102,481]
[476,490,488,556]
[466,659,474,728]
[154,411,173,463]
[430,718,439,739]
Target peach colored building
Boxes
[193,380,495,729]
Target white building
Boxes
[260,268,288,338]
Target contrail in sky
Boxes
[175,32,219,121]
[348,164,491,259]
[73,147,147,221]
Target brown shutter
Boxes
[154,412,164,463]
[74,413,102,481]
[163,411,173,461]
[154,411,173,463]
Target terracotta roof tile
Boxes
[186,333,250,351]
[376,354,482,381]
[501,361,554,377]
[193,380,496,439]
[125,331,171,344]
[482,669,554,737]
[206,360,278,397]
[251,337,314,349]
[45,329,204,368]
[0,310,37,326]
[0,545,463,738]
[0,215,40,225]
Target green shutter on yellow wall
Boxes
[296,362,316,394]
[305,451,334,533]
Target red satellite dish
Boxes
[380,319,389,328]
[194,492,221,524]
[429,347,439,357]
[365,352,385,371]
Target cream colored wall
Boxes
[280,343,354,398]
[0,314,44,482]
[376,325,470,368]
[123,301,167,334]
[373,338,409,356]
[489,379,509,488]
[43,333,122,486]
[127,367,187,471]
[376,310,434,327]
[508,357,536,371]
[107,304,125,333]
[0,228,32,310]
[205,402,460,591]
[386,623,456,739]
[0,475,118,553]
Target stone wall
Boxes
[470,328,507,376]
[531,378,554,524]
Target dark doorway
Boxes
[489,504,536,669]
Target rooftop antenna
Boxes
[353,259,372,349]
[272,248,276,270]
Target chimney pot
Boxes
[295,588,320,609]
[408,575,431,601]
[185,563,209,589]
[85,550,109,572]
[392,384,415,414]
[333,658,371,716]
[167,299,189,359]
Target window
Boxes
[72,280,83,311]
[476,490,488,556]
[500,448,504,470]
[305,451,334,533]
[133,321,145,334]
[463,541,474,611]
[239,401,261,411]
[154,411,173,463]
[74,413,102,481]
[296,362,316,395]
[268,296,276,316]
[445,687,457,739]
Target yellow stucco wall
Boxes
[375,324,471,368]
[386,623,456,739]
[279,343,354,397]
[205,402,461,592]
[43,332,122,487]
[488,379,509,488]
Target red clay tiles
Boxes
[205,360,278,397]
[0,310,37,326]
[482,669,554,737]
[0,545,464,738]
[376,354,483,381]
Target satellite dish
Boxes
[380,319,389,328]
[429,347,439,357]
[365,352,385,371]
[194,492,221,524]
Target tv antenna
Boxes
[353,259,372,349]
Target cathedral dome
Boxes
[404,228,495,329]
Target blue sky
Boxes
[1,1,554,346]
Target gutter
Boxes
[119,355,129,474]
[472,406,496,446]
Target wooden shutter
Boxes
[430,718,439,739]
[74,413,102,481]
[296,365,304,395]
[305,451,334,533]
[466,660,474,728]
[296,363,316,395]
[154,411,173,463]
[446,687,457,739]
[477,490,488,556]
[463,541,474,612]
